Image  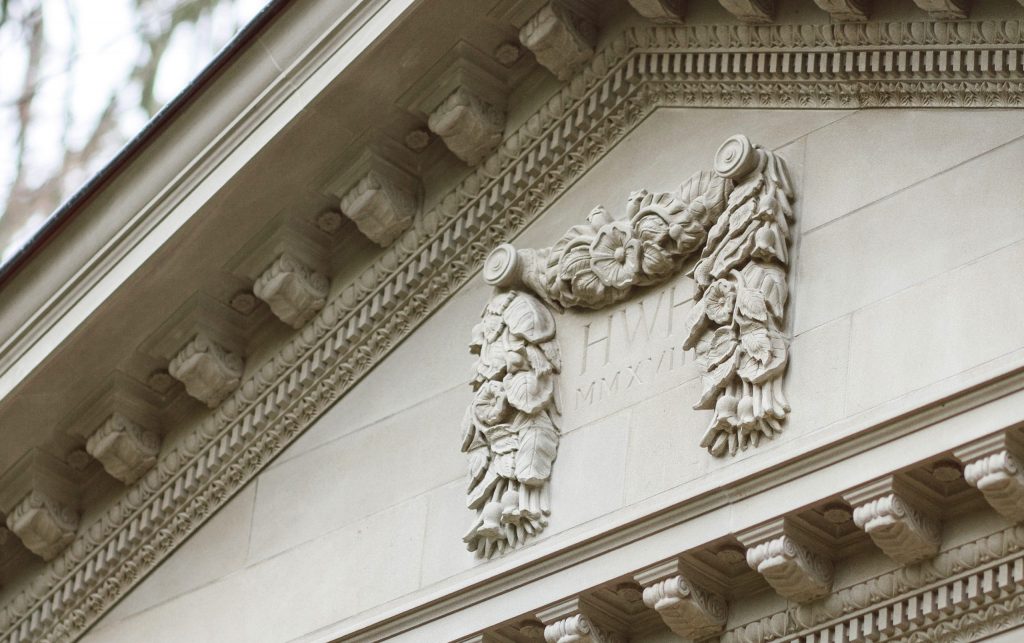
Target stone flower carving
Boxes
[589,223,640,288]
[469,134,795,558]
[463,291,560,558]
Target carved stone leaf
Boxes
[728,199,757,234]
[513,411,559,486]
[467,445,489,491]
[737,287,768,322]
[682,297,708,350]
[740,328,772,364]
[696,352,739,409]
[728,174,763,209]
[460,405,476,452]
[558,245,592,282]
[710,223,757,279]
[639,240,673,277]
[492,452,516,479]
[698,327,738,369]
[504,371,554,414]
[503,293,556,343]
[737,330,788,383]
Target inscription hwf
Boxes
[573,283,692,409]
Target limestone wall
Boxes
[81,107,1024,642]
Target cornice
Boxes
[3,16,1024,643]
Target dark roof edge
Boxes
[0,0,292,289]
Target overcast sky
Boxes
[0,0,267,262]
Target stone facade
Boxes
[1,1,1023,643]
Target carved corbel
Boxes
[718,0,774,23]
[737,519,834,603]
[956,433,1024,523]
[635,560,727,640]
[536,598,627,643]
[253,253,329,328]
[0,451,80,561]
[519,2,596,80]
[428,87,505,166]
[85,414,161,485]
[337,153,422,247]
[844,476,942,565]
[812,0,870,21]
[168,333,244,407]
[627,0,687,23]
[911,0,969,19]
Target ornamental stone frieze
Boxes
[812,0,871,21]
[718,0,775,23]
[627,0,687,23]
[10,11,1024,640]
[845,476,942,565]
[465,133,794,556]
[336,151,422,247]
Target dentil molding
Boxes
[6,16,1024,643]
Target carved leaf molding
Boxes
[7,16,1024,641]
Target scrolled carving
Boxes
[463,290,560,558]
[745,535,833,603]
[168,334,244,408]
[543,614,624,643]
[7,491,80,562]
[85,414,162,485]
[253,253,330,329]
[851,493,942,564]
[641,574,727,640]
[963,450,1024,523]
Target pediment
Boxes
[1,1,1023,641]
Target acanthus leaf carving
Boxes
[812,0,870,21]
[957,433,1024,523]
[6,491,79,562]
[846,478,942,565]
[636,564,728,640]
[737,522,834,603]
[428,87,506,167]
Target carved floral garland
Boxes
[465,134,794,554]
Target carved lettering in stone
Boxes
[638,571,727,640]
[911,0,969,20]
[253,253,329,328]
[519,2,596,81]
[812,0,870,21]
[339,165,420,247]
[463,291,560,558]
[168,334,244,408]
[845,478,942,565]
[85,414,161,485]
[718,0,774,23]
[958,435,1024,523]
[738,529,833,602]
[6,491,79,562]
[427,87,505,166]
[628,0,687,23]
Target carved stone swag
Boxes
[462,134,794,557]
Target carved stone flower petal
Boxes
[634,214,668,243]
[569,268,607,307]
[503,371,554,415]
[590,223,640,288]
[704,280,736,325]
[473,380,510,426]
[737,330,788,384]
[557,245,592,282]
[639,241,673,277]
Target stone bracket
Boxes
[85,414,162,485]
[0,451,80,561]
[168,333,245,408]
[737,519,834,603]
[812,0,870,21]
[718,0,774,23]
[957,432,1024,524]
[519,2,596,81]
[635,560,727,640]
[627,0,687,23]
[536,597,627,643]
[912,0,969,20]
[845,476,942,565]
[253,253,329,328]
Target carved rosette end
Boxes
[483,243,520,288]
